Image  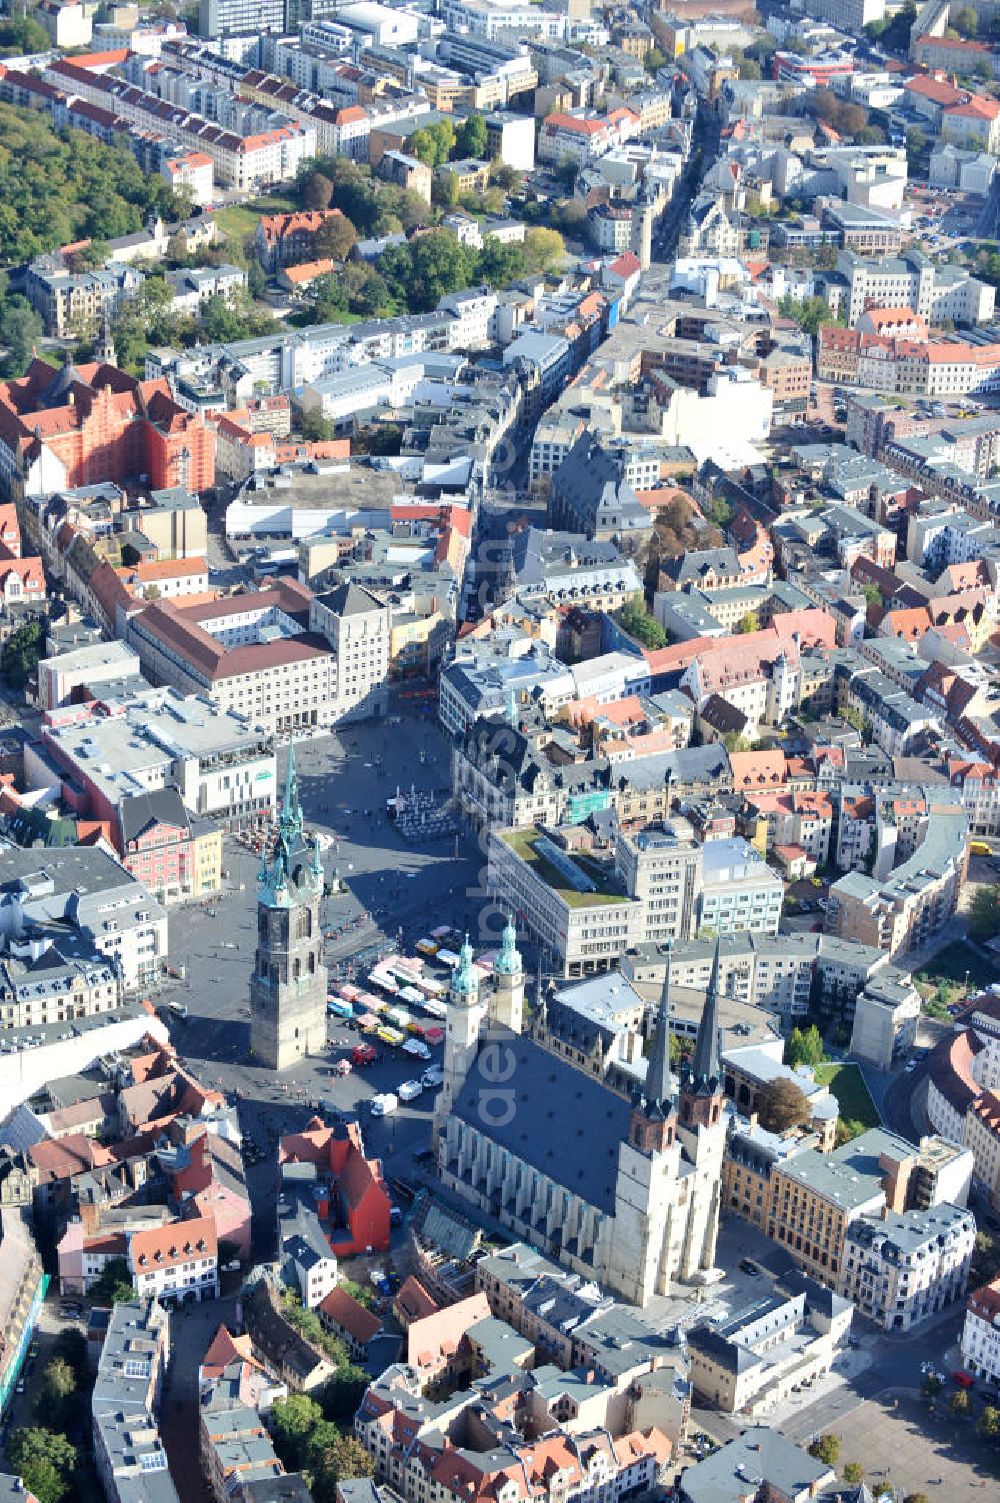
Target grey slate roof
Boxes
[451,1028,630,1214]
[679,1427,834,1503]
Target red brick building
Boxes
[279,1116,391,1256]
[0,359,215,498]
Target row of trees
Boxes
[7,1327,93,1503]
[808,1434,930,1501]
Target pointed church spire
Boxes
[282,743,300,828]
[687,938,722,1096]
[644,946,675,1112]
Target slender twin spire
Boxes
[641,936,723,1119]
[685,938,723,1097]
[643,943,675,1115]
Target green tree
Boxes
[619,594,667,650]
[269,1393,324,1472]
[553,154,578,191]
[523,226,564,273]
[34,1358,78,1431]
[0,619,44,693]
[476,237,525,288]
[739,58,762,80]
[302,171,334,211]
[0,296,44,377]
[408,120,455,169]
[978,1404,1000,1440]
[951,1387,973,1417]
[737,611,760,634]
[0,13,51,55]
[314,212,358,263]
[757,1076,812,1133]
[785,1025,826,1069]
[299,409,335,443]
[89,1256,135,1303]
[6,1429,77,1503]
[645,47,667,74]
[306,273,349,322]
[970,884,1000,941]
[843,1463,864,1485]
[434,170,459,209]
[808,1434,840,1466]
[777,294,839,337]
[313,1432,376,1500]
[321,1364,370,1425]
[954,5,978,34]
[904,1495,930,1503]
[906,127,927,172]
[455,112,488,160]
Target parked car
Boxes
[403,1038,431,1060]
[421,1065,444,1089]
[398,1079,423,1102]
[952,1370,975,1389]
[370,1093,398,1118]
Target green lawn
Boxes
[503,828,629,908]
[213,194,298,246]
[815,1062,880,1135]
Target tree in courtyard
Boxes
[756,1076,811,1133]
[321,1364,370,1425]
[922,1372,943,1399]
[1,619,44,693]
[34,1357,79,1431]
[842,1463,864,1485]
[808,1434,840,1466]
[89,1256,135,1303]
[737,611,760,634]
[785,1025,826,1070]
[268,1393,324,1472]
[6,1429,77,1503]
[969,884,1000,942]
[619,594,667,650]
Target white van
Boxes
[370,1093,399,1117]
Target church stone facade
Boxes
[249,746,327,1071]
[435,920,727,1307]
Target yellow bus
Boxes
[970,840,993,857]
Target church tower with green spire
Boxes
[249,745,327,1070]
[490,913,524,1034]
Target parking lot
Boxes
[149,693,494,1256]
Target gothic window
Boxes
[296,909,312,940]
[308,952,315,975]
[293,958,301,982]
[259,914,268,944]
[269,964,278,985]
